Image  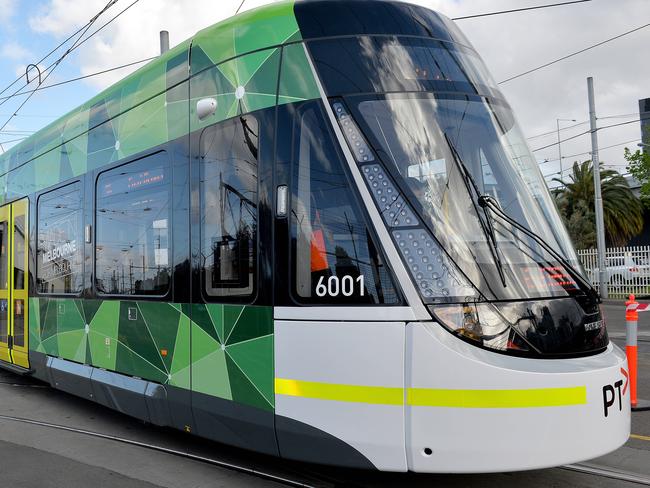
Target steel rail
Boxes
[0,414,319,488]
[1,411,647,486]
[563,463,650,486]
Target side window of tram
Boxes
[37,183,84,294]
[291,104,399,304]
[200,115,258,299]
[0,221,7,343]
[95,154,171,296]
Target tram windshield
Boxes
[348,93,581,302]
[308,35,586,303]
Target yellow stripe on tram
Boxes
[407,386,587,408]
[275,378,587,408]
[275,378,404,405]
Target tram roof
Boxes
[0,0,458,196]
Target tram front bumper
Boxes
[405,321,631,473]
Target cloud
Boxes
[1,41,33,61]
[0,0,16,22]
[26,0,650,172]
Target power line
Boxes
[452,0,591,21]
[527,120,588,140]
[526,112,639,141]
[0,1,122,99]
[0,1,120,133]
[0,0,141,111]
[540,138,640,166]
[235,0,246,15]
[531,117,650,152]
[0,57,156,103]
[499,22,650,84]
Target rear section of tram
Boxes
[0,0,630,474]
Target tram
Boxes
[0,0,629,473]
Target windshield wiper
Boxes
[443,133,507,288]
[478,193,599,301]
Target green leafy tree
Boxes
[553,160,643,247]
[624,146,650,207]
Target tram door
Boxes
[0,199,29,369]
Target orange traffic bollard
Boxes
[625,294,639,408]
[624,294,650,411]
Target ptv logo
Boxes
[602,368,629,417]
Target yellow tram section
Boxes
[0,198,29,369]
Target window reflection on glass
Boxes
[200,116,258,298]
[0,221,6,342]
[0,221,7,290]
[95,153,171,295]
[13,298,24,347]
[37,183,83,294]
[13,215,25,290]
[354,94,580,300]
[292,103,399,304]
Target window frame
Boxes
[198,114,260,305]
[35,180,84,297]
[288,100,405,307]
[93,150,173,299]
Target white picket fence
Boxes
[577,246,650,298]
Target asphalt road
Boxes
[0,301,647,487]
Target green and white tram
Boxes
[0,0,629,473]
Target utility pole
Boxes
[588,76,608,299]
[160,31,170,55]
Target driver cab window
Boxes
[291,102,399,305]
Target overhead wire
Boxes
[532,117,650,153]
[0,57,156,103]
[0,1,122,99]
[0,1,120,134]
[499,22,650,84]
[539,138,641,169]
[0,0,142,111]
[527,113,640,141]
[452,0,591,21]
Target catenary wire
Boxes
[0,0,141,111]
[0,1,119,133]
[0,1,121,99]
[527,113,641,141]
[532,117,650,152]
[538,138,641,166]
[499,22,650,84]
[0,57,156,103]
[452,0,591,21]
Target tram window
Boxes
[291,103,399,304]
[0,220,7,343]
[200,116,258,299]
[37,183,83,294]
[95,153,171,296]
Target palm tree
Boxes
[553,161,643,247]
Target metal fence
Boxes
[577,246,650,298]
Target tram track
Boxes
[0,414,331,488]
[562,463,650,486]
[0,411,648,487]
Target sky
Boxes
[0,0,648,189]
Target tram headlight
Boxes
[432,302,530,353]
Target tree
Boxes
[624,146,650,207]
[553,160,643,247]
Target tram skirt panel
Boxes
[274,320,407,471]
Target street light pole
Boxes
[587,77,608,299]
[556,118,576,181]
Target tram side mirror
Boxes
[197,98,217,121]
